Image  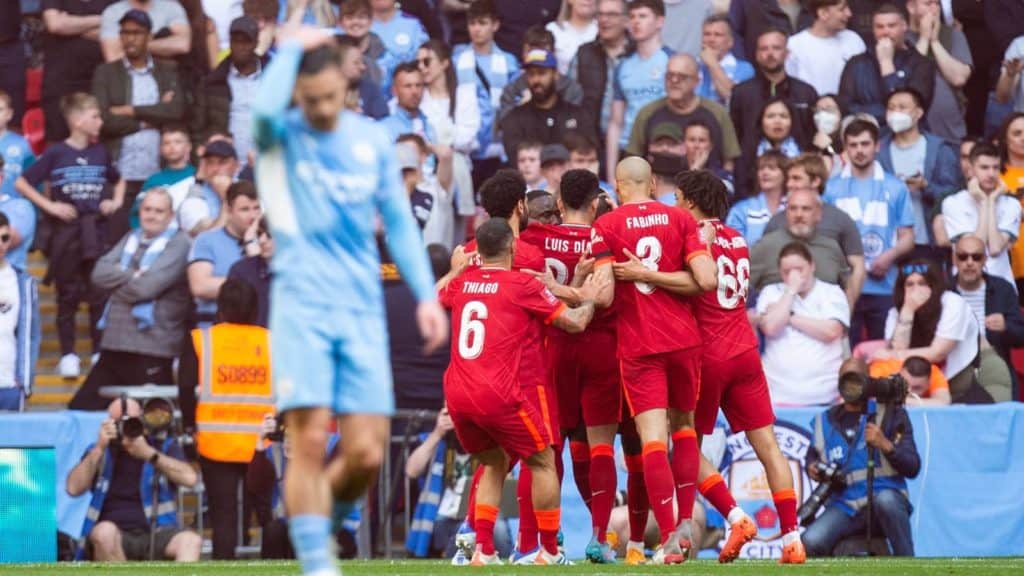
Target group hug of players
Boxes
[435,157,806,566]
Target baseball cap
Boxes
[540,144,569,166]
[650,122,683,143]
[119,9,153,31]
[396,142,421,171]
[202,140,238,159]
[229,16,259,41]
[523,49,558,70]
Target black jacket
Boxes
[729,0,813,62]
[575,40,613,139]
[983,0,1024,57]
[193,53,271,145]
[500,97,596,161]
[92,58,185,161]
[838,44,937,127]
[955,273,1024,374]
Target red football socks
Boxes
[671,429,699,523]
[625,454,649,543]
[535,508,561,555]
[588,444,615,542]
[699,473,738,517]
[641,441,676,544]
[475,504,498,555]
[517,465,538,551]
[569,440,593,509]
[773,489,798,535]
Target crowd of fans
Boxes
[0,0,1022,562]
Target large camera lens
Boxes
[121,417,145,439]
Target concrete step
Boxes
[40,338,95,355]
[36,355,95,372]
[33,374,86,389]
[26,392,73,408]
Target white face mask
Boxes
[886,111,915,134]
[814,110,840,135]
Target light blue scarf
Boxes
[97,229,175,331]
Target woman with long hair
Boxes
[998,113,1024,297]
[416,40,480,248]
[545,0,598,74]
[811,94,843,174]
[756,98,802,159]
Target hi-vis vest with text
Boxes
[193,323,274,463]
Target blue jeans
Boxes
[850,294,893,348]
[802,489,914,557]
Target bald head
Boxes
[615,157,655,203]
[955,234,985,254]
[954,233,987,289]
[668,53,698,73]
[107,397,142,419]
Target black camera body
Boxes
[266,421,286,443]
[839,372,908,405]
[797,460,845,527]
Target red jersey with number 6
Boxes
[439,267,566,408]
[591,201,709,358]
[695,220,759,361]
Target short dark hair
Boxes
[684,119,713,139]
[757,27,789,44]
[517,140,544,157]
[563,133,597,155]
[523,24,554,51]
[216,279,259,324]
[902,356,932,379]
[397,132,428,154]
[809,0,844,17]
[392,60,421,82]
[886,87,924,110]
[843,118,879,143]
[299,44,342,75]
[873,2,908,21]
[703,13,731,31]
[757,148,790,171]
[559,169,601,210]
[475,217,515,259]
[526,189,552,202]
[675,170,729,220]
[467,0,499,21]
[427,243,451,280]
[969,142,1001,164]
[778,241,814,264]
[629,0,665,17]
[479,169,526,219]
[161,123,190,138]
[0,211,8,229]
[227,180,259,206]
[340,0,371,17]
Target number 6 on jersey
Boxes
[457,301,488,359]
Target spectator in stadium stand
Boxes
[846,0,908,43]
[878,88,960,260]
[785,0,866,97]
[492,0,562,56]
[396,134,455,247]
[175,0,220,106]
[695,14,755,107]
[40,0,112,142]
[545,0,597,75]
[228,217,273,329]
[983,0,1024,76]
[279,0,336,26]
[564,133,616,197]
[176,139,241,237]
[869,355,951,405]
[759,98,805,158]
[727,149,788,246]
[871,259,1011,403]
[339,0,393,96]
[526,189,561,225]
[16,93,125,380]
[569,0,630,144]
[837,4,936,128]
[905,0,972,142]
[93,9,186,242]
[729,0,812,62]
[243,0,279,57]
[809,94,844,169]
[645,122,685,160]
[625,54,741,177]
[0,208,39,413]
[137,125,195,220]
[995,35,1024,114]
[178,279,273,560]
[187,181,261,328]
[517,141,547,190]
[192,16,267,164]
[801,358,919,557]
[951,234,1024,397]
[540,144,571,197]
[334,36,389,120]
[498,25,584,125]
[454,0,520,188]
[0,156,36,274]
[757,241,850,406]
[649,152,687,205]
[379,62,436,143]
[370,0,428,66]
[604,0,674,179]
[68,189,189,411]
[749,188,851,294]
[0,90,35,210]
[0,4,25,128]
[99,0,191,62]
[682,120,735,191]
[66,397,201,562]
[500,49,595,161]
[954,0,996,136]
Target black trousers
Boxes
[68,350,174,410]
[55,258,105,357]
[107,180,144,244]
[200,458,252,560]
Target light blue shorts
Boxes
[272,303,394,416]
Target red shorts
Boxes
[523,380,559,446]
[551,331,621,430]
[448,396,552,459]
[620,346,702,416]
[695,347,775,435]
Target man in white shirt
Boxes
[785,0,865,96]
[757,241,850,406]
[941,142,1022,290]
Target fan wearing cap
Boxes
[500,49,596,162]
[194,16,269,166]
[99,0,191,63]
[92,7,185,241]
[177,139,241,237]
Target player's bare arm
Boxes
[552,301,597,334]
[523,268,584,306]
[612,248,703,296]
[688,252,719,292]
[590,262,616,308]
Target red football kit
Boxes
[440,267,565,458]
[464,236,546,273]
[692,220,774,434]
[520,223,621,429]
[590,201,708,415]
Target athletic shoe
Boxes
[671,520,693,560]
[469,549,503,566]
[450,549,469,566]
[454,522,475,557]
[719,516,757,563]
[557,529,566,555]
[779,538,807,564]
[584,537,616,564]
[59,354,80,378]
[511,546,541,565]
[624,541,646,565]
[651,539,685,565]
[534,549,571,565]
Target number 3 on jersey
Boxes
[545,258,569,285]
[634,236,662,294]
[457,301,488,359]
[716,255,750,309]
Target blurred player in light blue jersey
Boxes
[253,25,448,576]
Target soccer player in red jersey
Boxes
[520,170,622,563]
[613,169,806,564]
[589,157,718,564]
[440,218,604,566]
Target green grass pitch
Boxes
[3,558,1023,576]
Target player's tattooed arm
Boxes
[590,262,615,308]
[612,248,703,295]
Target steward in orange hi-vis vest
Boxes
[193,323,274,463]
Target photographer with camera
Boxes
[66,397,200,562]
[800,357,920,557]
